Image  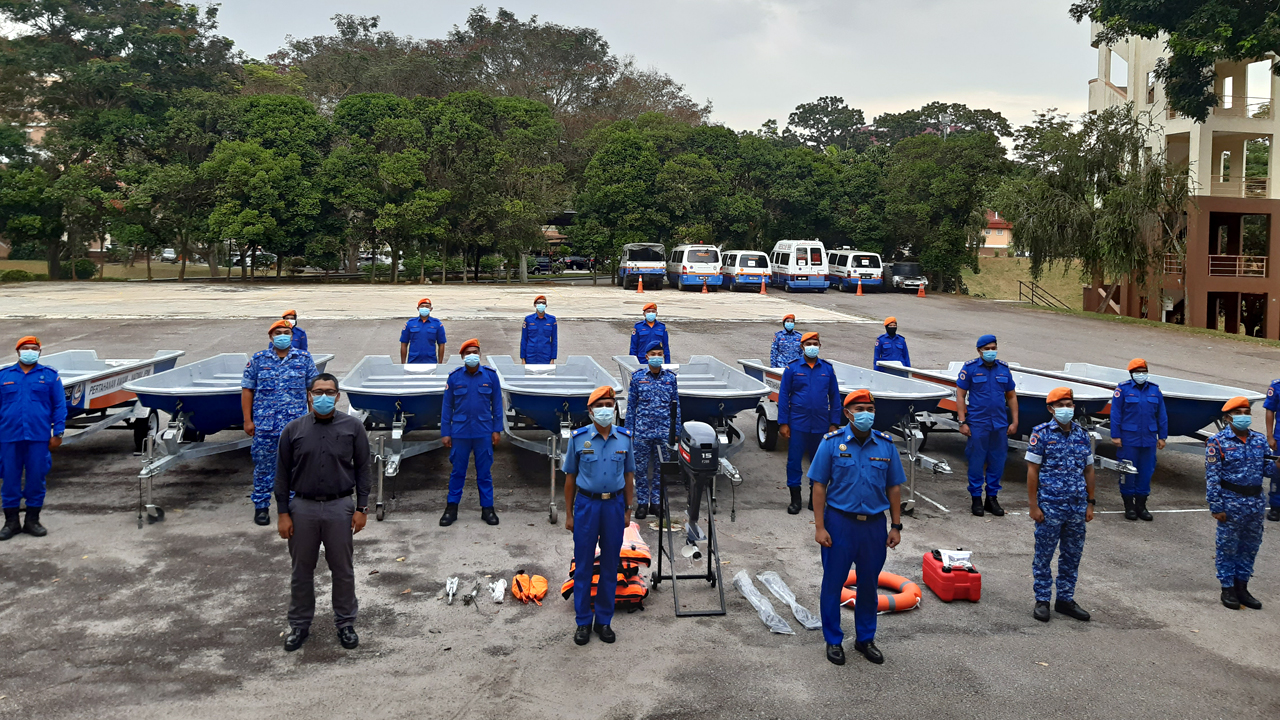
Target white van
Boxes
[768,240,829,292]
[719,250,771,291]
[616,242,666,290]
[666,244,723,291]
[826,248,884,292]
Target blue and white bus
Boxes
[768,240,829,292]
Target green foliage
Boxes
[58,259,99,280]
[1,269,35,282]
[785,96,867,151]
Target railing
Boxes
[1018,280,1071,310]
[1168,97,1272,120]
[1210,175,1269,198]
[1163,253,1184,275]
[1208,255,1269,277]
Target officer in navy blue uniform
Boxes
[1207,397,1276,610]
[770,313,802,368]
[519,295,557,365]
[808,388,905,666]
[778,332,842,514]
[280,310,308,351]
[440,339,504,527]
[955,334,1018,517]
[0,336,67,540]
[628,302,670,364]
[872,317,910,371]
[1260,378,1280,521]
[1111,358,1167,521]
[400,298,447,364]
[563,386,635,646]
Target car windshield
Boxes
[686,248,718,264]
[853,256,880,268]
[739,255,767,268]
[897,262,923,275]
[626,247,664,262]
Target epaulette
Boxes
[617,427,632,436]
[875,430,893,442]
[994,359,1009,367]
[823,429,841,439]
[962,357,981,366]
[573,426,590,436]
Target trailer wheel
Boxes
[549,503,558,524]
[133,410,159,453]
[147,506,165,524]
[375,503,385,521]
[756,411,778,451]
[181,427,205,443]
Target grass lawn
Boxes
[962,256,1083,304]
[0,260,249,280]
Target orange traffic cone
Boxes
[701,279,708,294]
[857,278,864,296]
[636,275,644,293]
[917,283,926,298]
[759,278,767,295]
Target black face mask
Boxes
[886,327,897,337]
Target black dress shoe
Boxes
[284,627,309,652]
[574,625,591,645]
[853,640,884,664]
[826,643,846,665]
[439,503,458,527]
[1236,581,1262,610]
[633,504,648,520]
[593,623,616,643]
[1033,601,1050,622]
[1268,507,1280,522]
[481,507,499,526]
[1135,495,1153,521]
[971,496,984,517]
[1054,599,1091,621]
[983,495,1004,517]
[337,626,359,649]
[254,508,270,526]
[1221,587,1241,609]
[786,487,802,515]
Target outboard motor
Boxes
[679,421,719,548]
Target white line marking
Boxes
[1096,508,1210,514]
[914,492,949,513]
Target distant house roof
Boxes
[543,226,567,245]
[986,210,1012,230]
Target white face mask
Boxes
[286,318,297,327]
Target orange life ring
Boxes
[839,570,922,612]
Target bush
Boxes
[1,269,34,282]
[285,256,307,274]
[480,254,503,273]
[58,259,98,279]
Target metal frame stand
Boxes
[651,458,727,617]
[137,411,252,528]
[894,407,953,516]
[501,405,573,524]
[367,410,445,521]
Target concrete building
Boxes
[1089,28,1280,338]
[980,210,1013,256]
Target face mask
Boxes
[804,345,820,359]
[1054,407,1074,424]
[312,395,336,415]
[18,349,39,365]
[592,406,615,426]
[784,321,795,331]
[852,411,875,432]
[645,312,656,323]
[287,318,297,327]
[272,334,292,350]
[463,354,480,368]
[535,303,546,314]
[981,350,997,363]
[647,356,663,368]
[1131,372,1148,385]
[1231,414,1253,431]
[886,327,897,337]
[419,307,431,317]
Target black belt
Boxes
[829,508,885,522]
[578,489,623,501]
[295,489,354,502]
[1221,480,1262,497]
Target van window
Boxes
[810,248,823,265]
[686,248,718,264]
[723,253,735,265]
[627,247,664,262]
[794,250,807,267]
[852,255,880,269]
[670,250,684,263]
[740,255,767,269]
[834,255,849,268]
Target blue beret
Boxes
[976,334,997,348]
[643,340,664,354]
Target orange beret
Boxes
[1127,358,1147,372]
[1222,396,1250,413]
[534,295,547,304]
[843,388,874,406]
[588,386,615,406]
[801,332,819,343]
[884,316,897,326]
[1046,387,1073,404]
[282,309,297,318]
[14,335,40,350]
[643,302,657,313]
[268,320,292,334]
[783,313,795,323]
[459,338,480,353]
[417,297,431,307]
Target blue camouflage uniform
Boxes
[441,364,504,507]
[400,316,448,363]
[1111,379,1167,497]
[1261,379,1280,508]
[629,321,670,364]
[807,425,906,647]
[627,360,681,506]
[241,348,319,509]
[1205,427,1276,588]
[956,357,1016,498]
[778,358,842,488]
[519,312,558,364]
[872,333,910,371]
[562,423,635,627]
[0,362,67,511]
[1025,420,1093,603]
[770,329,802,368]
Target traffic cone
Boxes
[701,279,708,294]
[857,278,863,296]
[636,275,644,293]
[759,278,767,295]
[917,283,926,298]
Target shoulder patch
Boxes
[876,430,892,441]
[616,427,632,436]
[958,370,966,380]
[573,426,590,436]
[823,430,841,439]
[1114,388,1121,397]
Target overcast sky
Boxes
[211,0,1098,131]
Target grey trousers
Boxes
[287,496,357,630]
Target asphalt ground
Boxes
[1,284,1279,720]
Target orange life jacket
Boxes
[511,570,548,605]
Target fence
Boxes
[1018,280,1071,309]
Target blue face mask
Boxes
[419,307,431,317]
[535,303,546,314]
[852,411,875,432]
[784,321,795,331]
[645,312,656,323]
[1054,406,1074,424]
[981,350,997,363]
[463,354,480,368]
[312,394,336,415]
[803,345,820,359]
[1131,372,1148,385]
[647,355,663,368]
[592,406,615,426]
[272,334,292,350]
[18,349,39,365]
[1231,414,1253,431]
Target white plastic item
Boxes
[732,570,794,635]
[489,578,507,603]
[756,571,822,630]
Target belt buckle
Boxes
[600,492,614,500]
[856,514,868,521]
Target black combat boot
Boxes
[480,507,499,526]
[971,496,984,517]
[1135,495,1153,521]
[1221,586,1241,609]
[22,506,47,537]
[633,503,648,520]
[786,487,802,515]
[807,488,813,512]
[983,495,1004,517]
[439,502,459,527]
[1122,495,1137,521]
[1236,580,1262,610]
[0,508,20,541]
[1268,507,1280,522]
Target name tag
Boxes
[839,453,851,458]
[581,449,594,455]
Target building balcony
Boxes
[1209,254,1269,277]
[1210,175,1269,198]
[1163,253,1184,275]
[1169,97,1272,120]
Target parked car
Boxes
[529,256,564,275]
[233,252,278,269]
[767,239,828,293]
[719,250,771,291]
[615,243,665,290]
[827,248,884,292]
[561,255,591,270]
[887,261,929,293]
[666,243,722,291]
[161,248,177,263]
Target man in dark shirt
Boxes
[275,373,371,652]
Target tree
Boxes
[1070,1,1280,122]
[574,128,665,272]
[873,102,1013,145]
[785,96,867,151]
